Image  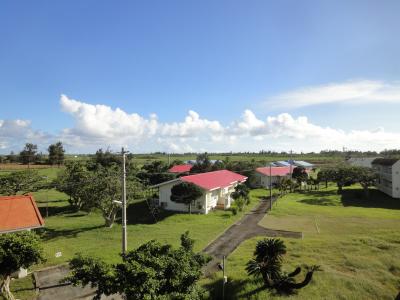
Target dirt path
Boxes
[202,199,302,276]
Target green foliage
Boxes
[246,238,320,294]
[170,182,203,213]
[231,184,250,203]
[0,170,45,195]
[55,161,91,210]
[137,160,175,185]
[191,153,212,173]
[292,167,308,184]
[19,143,38,165]
[0,232,44,300]
[65,234,208,300]
[230,206,238,215]
[86,148,121,171]
[47,142,65,166]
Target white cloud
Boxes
[160,110,223,138]
[0,119,50,151]
[1,94,400,154]
[268,80,400,108]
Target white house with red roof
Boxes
[154,170,247,214]
[168,164,193,174]
[255,166,293,188]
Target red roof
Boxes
[181,170,247,190]
[0,195,45,234]
[168,164,193,173]
[255,166,292,177]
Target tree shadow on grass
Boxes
[120,200,178,225]
[38,225,104,241]
[341,189,400,210]
[299,198,337,206]
[38,205,76,217]
[203,277,267,300]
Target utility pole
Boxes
[289,149,293,179]
[121,147,128,256]
[269,163,272,211]
[222,255,226,300]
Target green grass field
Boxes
[5,188,267,299]
[33,188,265,267]
[201,185,400,299]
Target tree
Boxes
[0,232,45,300]
[19,143,38,165]
[292,167,308,190]
[231,183,250,211]
[6,151,18,163]
[331,166,358,194]
[86,148,121,171]
[317,169,334,189]
[48,142,65,166]
[65,233,208,300]
[354,166,377,198]
[246,238,321,295]
[0,170,44,195]
[137,160,175,185]
[170,182,203,214]
[191,153,212,173]
[55,161,91,211]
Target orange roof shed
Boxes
[0,195,45,234]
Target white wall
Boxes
[392,161,400,198]
[255,173,289,189]
[158,181,207,213]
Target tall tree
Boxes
[65,233,208,300]
[0,170,44,195]
[170,182,203,214]
[86,148,121,170]
[191,153,212,173]
[354,166,377,198]
[48,142,65,166]
[0,232,45,300]
[19,143,38,165]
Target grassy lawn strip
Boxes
[201,184,400,299]
[32,188,266,267]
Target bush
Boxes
[230,207,238,215]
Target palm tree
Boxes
[246,238,321,294]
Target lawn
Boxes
[201,184,400,299]
[6,188,267,299]
[32,188,266,267]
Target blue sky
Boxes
[1,0,400,153]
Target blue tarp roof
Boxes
[274,161,291,167]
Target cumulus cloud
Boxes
[2,94,400,153]
[268,80,400,108]
[0,119,50,151]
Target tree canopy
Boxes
[48,141,65,166]
[170,182,203,214]
[0,170,44,196]
[65,233,208,300]
[19,143,38,165]
[0,232,45,300]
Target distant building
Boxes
[347,157,381,168]
[168,164,193,174]
[184,159,222,165]
[288,160,314,170]
[154,170,247,214]
[371,158,400,199]
[254,166,292,188]
[274,161,291,167]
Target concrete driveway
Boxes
[34,265,122,300]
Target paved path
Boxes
[202,199,302,276]
[35,265,122,300]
